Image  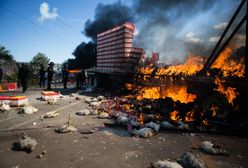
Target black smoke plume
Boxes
[71,2,133,69]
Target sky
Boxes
[0,0,128,63]
[0,0,245,64]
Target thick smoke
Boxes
[84,2,134,42]
[72,2,134,68]
[132,0,244,64]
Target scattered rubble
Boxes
[151,160,183,168]
[97,96,105,101]
[36,154,42,159]
[55,113,78,133]
[0,103,11,111]
[76,109,91,116]
[178,152,206,168]
[200,141,229,155]
[19,105,38,114]
[132,127,154,138]
[47,98,58,105]
[14,134,38,153]
[41,110,59,119]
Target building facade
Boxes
[96,22,144,73]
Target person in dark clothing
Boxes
[62,64,69,89]
[18,64,29,93]
[76,70,86,90]
[47,62,54,91]
[39,65,46,87]
[0,64,3,83]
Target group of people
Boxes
[18,62,55,93]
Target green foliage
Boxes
[0,45,14,61]
[29,53,50,75]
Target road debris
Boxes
[132,127,154,138]
[14,134,38,153]
[200,141,229,155]
[41,110,59,119]
[19,105,38,114]
[178,152,206,168]
[0,102,11,111]
[47,98,58,105]
[76,109,91,116]
[55,113,78,133]
[151,160,183,168]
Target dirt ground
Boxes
[0,86,248,168]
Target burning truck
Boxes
[90,1,247,135]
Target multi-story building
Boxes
[96,22,144,73]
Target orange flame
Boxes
[170,110,180,122]
[185,109,195,122]
[211,47,245,77]
[210,105,217,117]
[139,113,144,126]
[214,77,239,105]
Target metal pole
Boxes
[246,0,248,81]
[207,15,247,69]
[201,0,246,74]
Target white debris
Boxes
[41,110,59,118]
[133,127,154,138]
[201,141,228,155]
[59,93,64,98]
[90,101,102,109]
[70,93,77,97]
[145,122,160,132]
[85,98,93,104]
[117,115,129,124]
[97,96,105,101]
[75,96,84,101]
[97,112,109,119]
[19,105,38,114]
[178,121,190,130]
[152,160,183,168]
[76,109,91,116]
[178,152,206,168]
[19,134,38,153]
[47,98,57,105]
[55,124,78,133]
[0,103,11,111]
[161,121,175,129]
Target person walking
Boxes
[47,62,54,90]
[18,64,29,93]
[62,63,69,89]
[39,65,46,87]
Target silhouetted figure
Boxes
[47,62,54,91]
[0,63,3,83]
[62,64,69,89]
[18,64,29,93]
[39,65,46,87]
[76,70,86,90]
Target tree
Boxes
[29,53,50,75]
[0,45,14,61]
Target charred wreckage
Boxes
[88,0,248,136]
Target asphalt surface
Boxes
[0,87,248,168]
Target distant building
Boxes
[96,22,144,73]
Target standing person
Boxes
[18,64,29,93]
[62,63,69,89]
[39,65,46,87]
[0,63,3,83]
[47,62,54,91]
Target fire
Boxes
[139,55,204,78]
[210,105,218,117]
[139,113,144,126]
[214,77,239,105]
[211,47,245,77]
[157,55,204,76]
[170,110,180,122]
[135,84,197,103]
[185,109,195,122]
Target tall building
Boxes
[96,22,144,73]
